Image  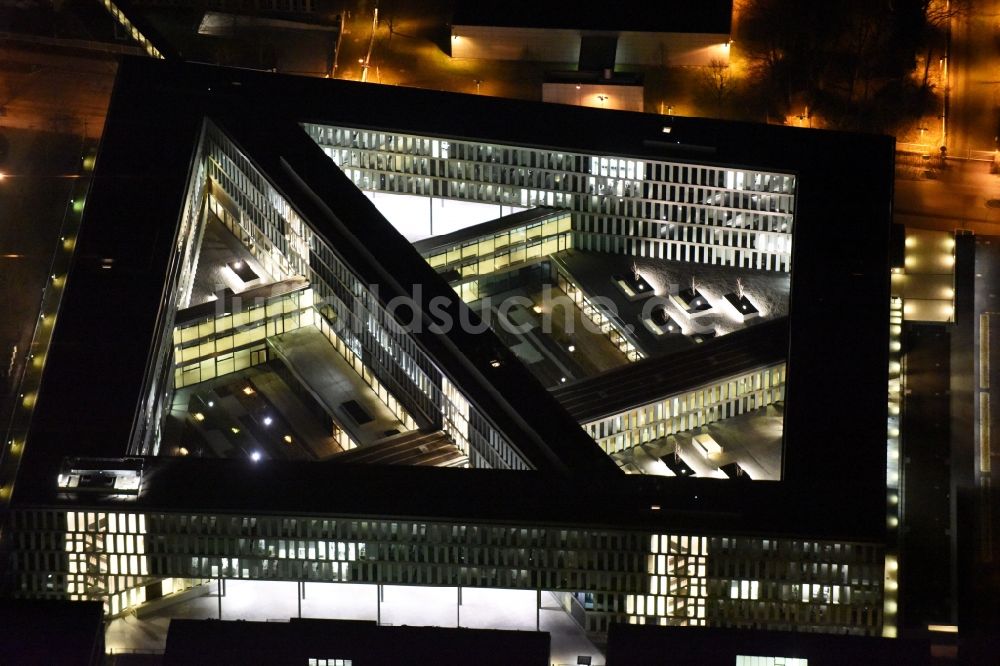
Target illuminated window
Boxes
[730,580,760,600]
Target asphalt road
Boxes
[899,0,1000,233]
[333,0,549,100]
[0,44,116,139]
[948,0,1000,157]
[895,158,1000,233]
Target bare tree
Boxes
[702,59,734,110]
[918,0,969,90]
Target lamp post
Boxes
[598,94,608,108]
[360,5,379,83]
[330,10,345,78]
[940,55,948,151]
[474,79,482,95]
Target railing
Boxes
[896,142,935,155]
[106,647,166,655]
[551,259,644,363]
[899,141,1000,163]
[966,149,998,162]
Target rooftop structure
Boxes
[452,0,732,35]
[450,0,733,66]
[1,56,895,650]
[0,600,105,665]
[605,623,933,665]
[164,617,550,666]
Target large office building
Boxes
[0,56,897,653]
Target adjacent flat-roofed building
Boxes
[606,624,933,665]
[0,56,898,654]
[163,618,550,665]
[0,600,105,665]
[450,0,733,66]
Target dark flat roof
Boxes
[10,61,205,496]
[606,623,931,666]
[52,458,887,539]
[551,318,789,422]
[0,600,105,666]
[453,0,733,35]
[14,58,893,542]
[165,617,549,666]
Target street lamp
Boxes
[360,5,379,83]
[474,79,482,95]
[939,56,948,148]
[797,106,811,128]
[597,94,608,108]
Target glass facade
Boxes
[423,211,573,303]
[735,657,808,666]
[303,125,796,273]
[312,309,416,436]
[583,364,786,454]
[130,127,210,456]
[145,122,530,470]
[708,538,884,633]
[172,288,312,389]
[627,534,709,626]
[207,123,528,470]
[554,262,644,362]
[10,508,883,636]
[59,510,153,616]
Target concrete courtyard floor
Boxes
[106,580,605,665]
[613,404,784,480]
[556,250,791,356]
